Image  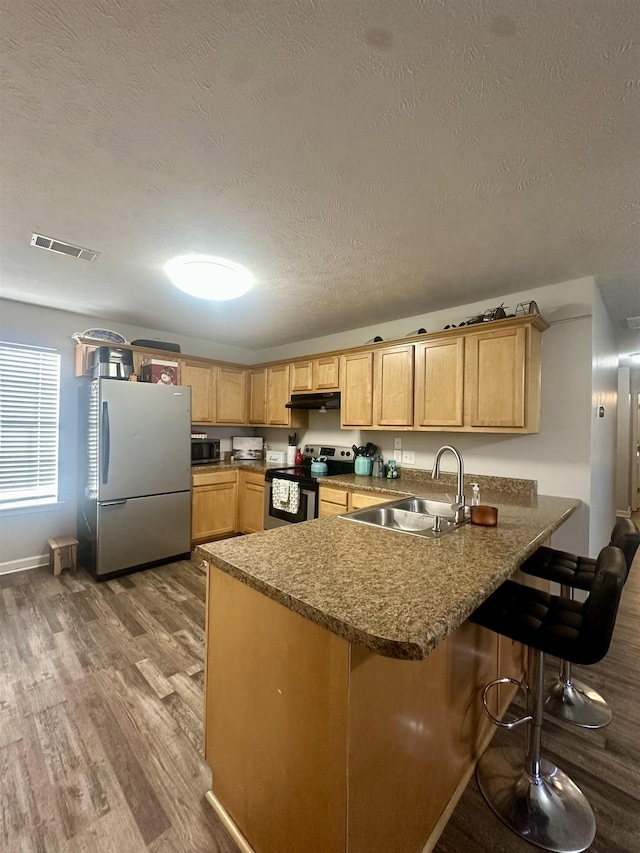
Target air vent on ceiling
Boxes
[626,316,640,330]
[30,233,100,262]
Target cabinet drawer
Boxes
[349,491,394,510]
[318,487,349,507]
[192,470,238,487]
[241,470,266,488]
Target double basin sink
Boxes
[339,496,470,539]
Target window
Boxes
[0,342,61,510]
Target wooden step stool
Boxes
[48,536,78,576]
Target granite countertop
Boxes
[197,488,580,661]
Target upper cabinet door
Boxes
[313,356,340,390]
[248,368,267,426]
[181,360,215,424]
[465,326,526,428]
[340,352,373,427]
[416,338,464,427]
[290,361,313,393]
[267,364,291,426]
[215,366,247,425]
[374,345,414,427]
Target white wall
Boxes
[0,299,255,568]
[255,278,595,363]
[588,286,619,552]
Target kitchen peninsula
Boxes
[198,481,579,853]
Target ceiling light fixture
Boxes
[164,254,255,301]
[629,352,640,364]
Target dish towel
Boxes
[271,478,301,515]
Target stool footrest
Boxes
[482,677,532,729]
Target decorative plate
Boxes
[72,329,127,344]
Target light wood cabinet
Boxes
[415,337,464,427]
[267,364,291,426]
[349,490,391,510]
[181,360,216,424]
[265,364,308,429]
[215,366,246,425]
[319,486,394,516]
[318,486,350,518]
[341,352,374,427]
[75,315,545,435]
[342,345,414,430]
[290,361,314,393]
[465,325,526,428]
[374,344,415,428]
[191,470,238,543]
[204,567,503,853]
[416,317,544,434]
[248,368,268,425]
[291,356,340,393]
[238,471,265,534]
[314,356,340,390]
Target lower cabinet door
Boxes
[192,482,238,542]
[240,480,265,534]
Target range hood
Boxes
[285,392,341,411]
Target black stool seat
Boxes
[521,547,596,590]
[521,518,639,592]
[470,557,625,665]
[518,519,639,730]
[468,546,627,853]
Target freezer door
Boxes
[95,491,191,577]
[97,380,191,501]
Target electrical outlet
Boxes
[402,451,415,465]
[394,437,402,450]
[393,449,403,463]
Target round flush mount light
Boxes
[164,254,255,301]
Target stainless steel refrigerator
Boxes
[78,378,191,579]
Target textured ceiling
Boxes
[1,0,639,353]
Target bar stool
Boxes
[469,545,627,853]
[520,518,639,728]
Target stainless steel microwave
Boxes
[191,438,221,465]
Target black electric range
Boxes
[263,445,355,529]
[264,445,355,488]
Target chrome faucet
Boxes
[431,445,465,523]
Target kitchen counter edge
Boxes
[197,495,580,661]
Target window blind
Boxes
[0,342,61,508]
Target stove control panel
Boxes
[303,445,353,460]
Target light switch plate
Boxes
[394,437,402,450]
[402,451,415,465]
[393,449,403,462]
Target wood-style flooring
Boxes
[2,520,639,852]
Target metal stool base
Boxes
[544,677,612,729]
[476,746,596,853]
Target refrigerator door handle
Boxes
[101,499,128,506]
[102,401,110,484]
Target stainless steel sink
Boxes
[339,497,469,539]
[392,497,460,518]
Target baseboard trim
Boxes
[616,508,632,519]
[0,554,48,575]
[205,791,255,853]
